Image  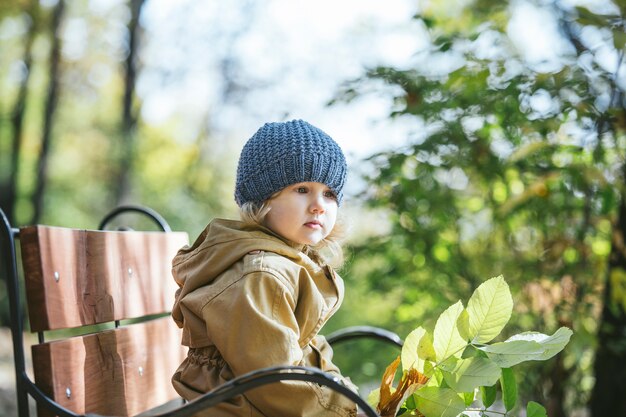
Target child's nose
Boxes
[309,194,326,213]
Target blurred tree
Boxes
[0,0,246,233]
[0,1,40,224]
[0,0,245,337]
[114,0,145,205]
[335,1,626,415]
[31,0,65,224]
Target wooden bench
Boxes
[1,205,401,417]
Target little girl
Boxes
[171,119,359,417]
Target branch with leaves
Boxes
[368,276,572,417]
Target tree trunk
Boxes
[546,331,570,417]
[31,0,65,224]
[113,0,145,205]
[0,4,39,225]
[590,177,626,416]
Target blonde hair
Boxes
[239,200,346,268]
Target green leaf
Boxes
[467,276,513,343]
[614,30,626,50]
[402,327,425,371]
[414,387,466,417]
[500,367,517,411]
[461,344,481,359]
[526,401,548,417]
[505,327,573,360]
[367,388,380,408]
[434,300,468,362]
[402,326,435,373]
[405,394,417,410]
[457,308,470,341]
[438,356,459,373]
[480,384,497,408]
[424,361,436,379]
[478,340,544,367]
[462,391,475,407]
[430,368,445,387]
[442,357,501,392]
[575,6,612,27]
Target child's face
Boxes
[264,182,338,246]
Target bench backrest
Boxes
[19,225,189,416]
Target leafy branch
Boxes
[369,276,572,417]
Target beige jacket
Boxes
[171,219,358,417]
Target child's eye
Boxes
[324,190,337,200]
[296,187,308,193]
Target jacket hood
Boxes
[171,218,312,327]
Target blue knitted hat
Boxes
[235,119,347,207]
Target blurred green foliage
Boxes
[2,0,626,416]
[327,1,626,416]
[0,0,240,234]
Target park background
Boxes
[1,0,625,416]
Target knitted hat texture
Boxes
[235,119,347,206]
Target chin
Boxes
[298,236,323,246]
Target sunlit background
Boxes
[2,0,626,416]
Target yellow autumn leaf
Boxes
[377,356,430,417]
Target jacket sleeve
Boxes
[202,270,357,417]
[313,335,359,393]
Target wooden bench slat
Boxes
[20,226,87,332]
[32,317,187,417]
[20,226,188,331]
